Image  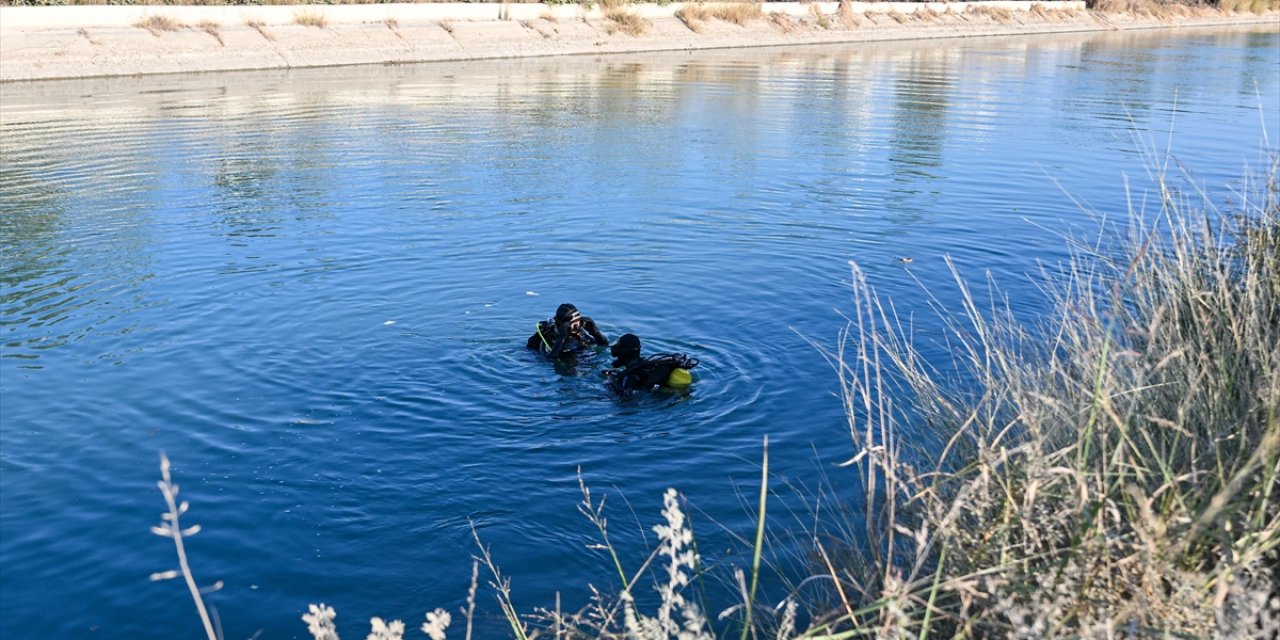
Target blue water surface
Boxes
[2,26,1277,639]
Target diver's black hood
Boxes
[555,303,579,324]
[611,333,641,367]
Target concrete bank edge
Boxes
[1,2,1087,29]
[2,3,1276,82]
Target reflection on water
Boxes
[1,26,1277,640]
[0,158,162,367]
[890,49,953,179]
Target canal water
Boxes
[2,25,1277,639]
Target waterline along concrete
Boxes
[1,2,1274,81]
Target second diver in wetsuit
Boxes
[527,303,609,358]
[604,333,699,395]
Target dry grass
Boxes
[885,8,908,23]
[77,27,101,45]
[15,0,1273,9]
[135,14,183,36]
[967,4,1016,23]
[244,18,275,41]
[710,1,764,26]
[806,3,833,29]
[1094,0,1170,17]
[196,20,223,46]
[603,8,650,36]
[519,18,554,39]
[675,4,711,32]
[384,18,404,39]
[806,148,1280,637]
[2,0,548,4]
[837,0,862,27]
[1027,0,1088,19]
[293,10,328,28]
[915,6,942,22]
[1087,0,1276,17]
[770,11,798,33]
[304,473,724,640]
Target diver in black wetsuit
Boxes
[527,303,608,358]
[604,333,699,395]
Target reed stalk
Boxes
[150,452,219,640]
[740,436,769,640]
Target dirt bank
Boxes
[1,2,1275,82]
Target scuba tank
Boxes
[604,333,698,394]
[610,353,698,391]
[666,366,693,388]
[650,353,698,388]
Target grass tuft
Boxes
[604,8,650,36]
[769,11,798,33]
[676,4,711,32]
[1225,0,1280,12]
[135,14,183,36]
[245,18,275,42]
[1086,0,1279,17]
[709,1,764,26]
[77,27,101,45]
[197,20,223,46]
[967,4,1016,23]
[293,10,328,28]
[808,3,833,29]
[837,0,862,27]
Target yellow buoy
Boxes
[666,367,692,388]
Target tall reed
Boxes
[810,147,1279,637]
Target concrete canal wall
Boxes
[1,2,1275,81]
